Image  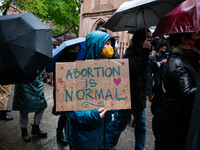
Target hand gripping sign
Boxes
[56,59,131,111]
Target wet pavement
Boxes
[0,83,155,150]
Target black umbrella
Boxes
[103,0,184,32]
[0,12,52,84]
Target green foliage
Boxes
[16,0,46,15]
[0,0,81,37]
[42,0,80,36]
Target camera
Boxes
[151,38,159,47]
[150,38,159,51]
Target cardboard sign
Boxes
[56,59,131,111]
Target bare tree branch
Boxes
[53,26,74,38]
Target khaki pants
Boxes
[0,85,12,110]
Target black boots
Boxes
[56,116,68,145]
[21,128,31,142]
[31,124,47,137]
[21,125,47,142]
[0,110,13,121]
[56,128,68,145]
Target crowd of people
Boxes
[0,26,200,150]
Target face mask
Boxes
[102,47,114,58]
[161,49,166,52]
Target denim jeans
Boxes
[106,109,146,150]
[133,109,146,150]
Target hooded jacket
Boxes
[12,74,47,112]
[65,31,120,150]
[85,30,118,59]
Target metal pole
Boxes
[141,6,148,38]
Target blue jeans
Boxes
[133,109,146,150]
[106,109,146,150]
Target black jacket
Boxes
[185,74,200,150]
[152,49,200,150]
[123,45,151,112]
[163,50,199,115]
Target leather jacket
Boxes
[163,48,199,113]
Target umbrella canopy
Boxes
[52,37,85,57]
[103,0,184,32]
[153,0,200,37]
[52,37,57,44]
[0,12,52,84]
[46,37,86,72]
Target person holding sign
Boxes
[123,28,152,150]
[65,30,121,150]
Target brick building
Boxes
[79,0,132,57]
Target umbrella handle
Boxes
[141,6,148,38]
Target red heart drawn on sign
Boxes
[60,66,64,69]
[113,78,121,86]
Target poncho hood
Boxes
[85,30,115,59]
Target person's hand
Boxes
[143,38,151,49]
[99,108,107,118]
[161,59,167,63]
[150,94,155,102]
[146,95,154,102]
[151,50,156,56]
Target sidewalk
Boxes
[0,84,155,150]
